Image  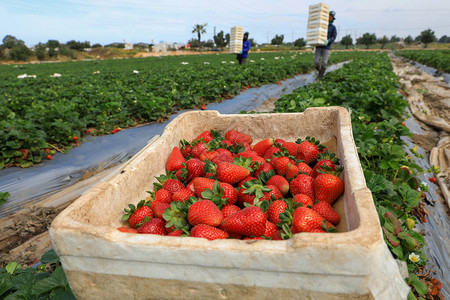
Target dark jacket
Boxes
[241,40,251,58]
[317,23,337,50]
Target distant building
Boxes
[124,43,133,50]
[153,42,168,53]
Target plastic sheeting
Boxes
[402,58,450,84]
[402,108,450,299]
[0,62,347,217]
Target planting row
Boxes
[395,49,450,73]
[273,52,440,299]
[0,51,368,170]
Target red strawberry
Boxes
[123,200,154,229]
[19,149,28,160]
[282,142,300,156]
[261,184,283,201]
[185,158,206,180]
[296,141,318,164]
[117,226,138,233]
[272,156,295,176]
[166,146,186,172]
[219,182,238,205]
[429,177,436,183]
[199,150,218,162]
[180,140,192,158]
[172,188,195,202]
[297,162,313,176]
[162,178,185,194]
[252,138,275,157]
[191,177,216,197]
[225,130,253,145]
[292,207,325,233]
[237,188,257,206]
[211,153,234,165]
[238,176,258,188]
[254,163,274,178]
[266,175,289,196]
[47,154,53,160]
[220,206,267,236]
[191,142,208,159]
[188,200,223,227]
[216,162,250,184]
[290,174,315,200]
[190,224,228,240]
[263,146,282,160]
[152,202,171,219]
[312,201,340,225]
[221,204,241,218]
[137,218,167,235]
[264,221,282,240]
[285,163,299,180]
[311,151,339,178]
[168,230,183,236]
[154,189,172,204]
[195,130,214,142]
[293,194,314,208]
[73,136,78,142]
[267,200,288,224]
[314,173,344,205]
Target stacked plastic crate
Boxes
[229,26,244,54]
[306,3,330,46]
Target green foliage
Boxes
[271,34,284,45]
[396,49,450,73]
[0,192,10,206]
[294,38,306,49]
[9,44,33,61]
[0,51,353,170]
[0,250,75,299]
[419,29,436,48]
[357,33,377,49]
[340,34,353,49]
[214,31,227,50]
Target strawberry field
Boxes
[0,51,361,170]
[396,49,450,73]
[1,50,448,299]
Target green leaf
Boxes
[407,273,427,296]
[0,274,12,297]
[40,249,59,264]
[31,266,67,296]
[5,262,20,275]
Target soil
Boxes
[0,53,448,272]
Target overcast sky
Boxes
[2,0,450,46]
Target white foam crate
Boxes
[50,108,410,300]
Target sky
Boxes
[1,0,450,46]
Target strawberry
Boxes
[296,141,318,164]
[221,204,241,218]
[266,175,289,196]
[314,171,344,205]
[264,221,282,240]
[225,130,253,145]
[191,141,208,159]
[201,104,206,110]
[263,146,282,160]
[429,177,436,183]
[219,182,238,205]
[152,202,171,219]
[238,176,258,188]
[168,230,184,236]
[311,151,339,178]
[190,224,228,240]
[191,177,216,197]
[137,218,167,235]
[267,200,288,224]
[254,163,274,178]
[292,207,325,233]
[166,146,186,172]
[153,189,172,204]
[293,194,314,208]
[290,174,315,200]
[73,136,78,142]
[195,130,215,143]
[172,188,195,202]
[312,201,340,225]
[188,200,223,227]
[19,149,28,160]
[211,153,234,165]
[185,158,206,180]
[220,206,267,237]
[297,162,313,176]
[122,200,154,229]
[199,150,218,162]
[272,156,295,176]
[162,178,185,194]
[285,163,299,180]
[117,226,138,233]
[216,162,250,184]
[47,154,53,160]
[281,142,300,157]
[252,138,275,157]
[179,140,192,158]
[261,185,283,202]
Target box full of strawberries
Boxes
[50,108,410,299]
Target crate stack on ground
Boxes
[306,3,329,46]
[229,26,244,54]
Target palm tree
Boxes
[192,23,207,49]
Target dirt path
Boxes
[390,54,450,206]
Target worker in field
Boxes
[314,11,337,79]
[237,32,251,65]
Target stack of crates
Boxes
[306,3,330,46]
[229,26,244,54]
